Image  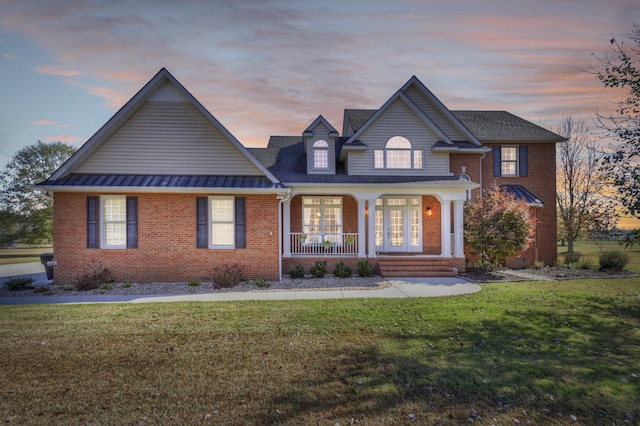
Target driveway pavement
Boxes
[0,263,481,305]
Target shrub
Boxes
[564,251,581,265]
[310,262,326,278]
[599,250,630,272]
[333,261,352,278]
[188,279,201,287]
[4,276,35,290]
[211,264,245,289]
[254,277,270,288]
[100,284,112,291]
[357,260,373,277]
[76,262,113,291]
[123,281,132,288]
[289,265,305,279]
[578,257,595,270]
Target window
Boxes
[196,197,246,249]
[87,196,137,249]
[493,145,528,177]
[102,196,127,248]
[210,197,235,248]
[313,140,329,169]
[374,136,422,169]
[501,146,518,176]
[302,197,342,243]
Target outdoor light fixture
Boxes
[426,207,433,217]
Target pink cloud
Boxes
[36,65,82,77]
[3,53,15,59]
[43,135,86,144]
[33,120,56,126]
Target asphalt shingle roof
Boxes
[452,111,566,142]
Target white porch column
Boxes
[367,199,377,258]
[357,199,367,258]
[440,200,452,257]
[282,199,291,257]
[453,200,464,257]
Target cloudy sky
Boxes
[1,0,638,167]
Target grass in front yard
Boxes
[1,278,639,425]
[558,239,640,272]
[0,246,52,266]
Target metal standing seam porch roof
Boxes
[500,184,544,207]
[36,174,285,190]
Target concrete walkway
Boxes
[0,263,481,305]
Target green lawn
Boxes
[1,278,638,425]
[0,246,52,266]
[558,239,640,272]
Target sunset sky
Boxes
[1,0,639,170]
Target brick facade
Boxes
[53,192,280,283]
[451,142,558,268]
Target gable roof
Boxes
[452,111,567,142]
[303,115,338,136]
[49,68,279,184]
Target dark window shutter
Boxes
[126,196,138,249]
[519,145,528,177]
[196,197,208,248]
[493,145,502,177]
[87,196,99,248]
[234,197,246,249]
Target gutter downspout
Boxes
[277,191,291,281]
[479,153,486,198]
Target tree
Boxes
[0,141,76,244]
[556,116,615,252]
[464,186,537,269]
[592,24,640,217]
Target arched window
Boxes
[374,136,422,169]
[313,140,329,169]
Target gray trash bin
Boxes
[40,253,55,280]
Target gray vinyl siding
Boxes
[347,100,450,176]
[75,101,263,175]
[404,86,465,141]
[306,123,335,174]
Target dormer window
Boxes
[374,136,422,169]
[313,140,329,169]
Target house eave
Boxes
[35,185,289,195]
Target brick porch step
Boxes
[376,258,458,278]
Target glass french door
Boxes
[375,197,422,252]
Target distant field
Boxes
[558,239,640,272]
[0,246,52,266]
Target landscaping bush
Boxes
[3,276,35,290]
[578,257,595,270]
[564,251,581,265]
[76,262,113,291]
[599,250,630,271]
[333,261,352,278]
[357,260,373,277]
[310,262,326,278]
[211,264,245,289]
[188,279,201,287]
[254,277,270,288]
[289,265,305,279]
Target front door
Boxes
[375,197,422,252]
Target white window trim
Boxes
[312,140,329,169]
[374,136,423,170]
[100,195,126,249]
[209,196,235,249]
[501,146,519,177]
[302,197,343,243]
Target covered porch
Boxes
[280,183,474,276]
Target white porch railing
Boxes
[290,232,359,255]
